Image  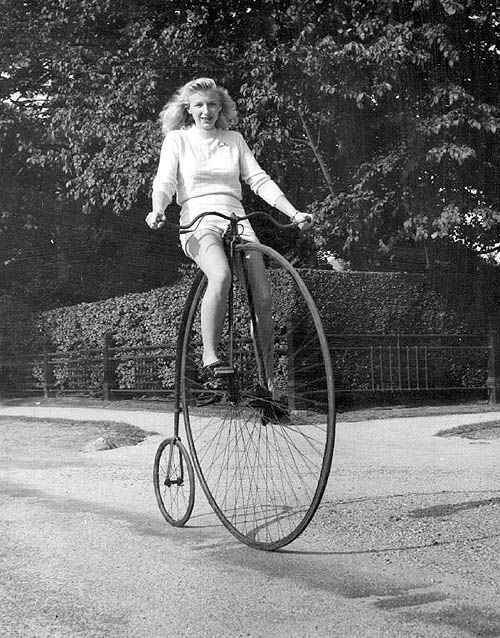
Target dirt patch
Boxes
[435,421,500,440]
[0,416,158,451]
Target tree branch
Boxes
[298,107,336,196]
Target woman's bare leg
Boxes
[239,250,274,391]
[185,230,231,367]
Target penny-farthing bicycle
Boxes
[153,211,336,550]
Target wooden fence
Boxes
[1,331,499,403]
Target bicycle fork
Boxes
[164,440,185,487]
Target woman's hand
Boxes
[145,211,166,229]
[292,211,313,230]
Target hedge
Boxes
[298,270,483,335]
[35,270,483,349]
[0,268,488,395]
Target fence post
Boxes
[102,333,115,401]
[487,323,500,404]
[43,350,50,398]
[0,350,4,397]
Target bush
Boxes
[1,268,488,395]
[298,270,483,335]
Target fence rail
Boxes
[1,331,498,403]
[329,333,490,395]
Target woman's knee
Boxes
[253,281,272,309]
[188,230,231,294]
[248,268,272,308]
[245,255,271,308]
[206,266,231,295]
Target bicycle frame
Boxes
[153,209,336,548]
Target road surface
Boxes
[0,405,499,637]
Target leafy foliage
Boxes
[235,1,500,265]
[1,0,499,304]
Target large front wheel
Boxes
[181,243,336,550]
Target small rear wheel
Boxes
[153,437,195,527]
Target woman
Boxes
[146,77,312,381]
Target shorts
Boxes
[180,213,259,260]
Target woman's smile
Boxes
[187,90,222,130]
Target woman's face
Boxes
[187,90,222,130]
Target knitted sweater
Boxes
[152,126,284,224]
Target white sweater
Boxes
[152,126,284,224]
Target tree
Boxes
[1,0,499,302]
[1,0,185,304]
[235,0,500,267]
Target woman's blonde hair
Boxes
[159,78,238,136]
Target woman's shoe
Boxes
[195,361,227,407]
[248,385,290,425]
[203,360,234,377]
[261,400,290,425]
[195,387,224,407]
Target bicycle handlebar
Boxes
[154,210,299,233]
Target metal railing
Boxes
[327,334,489,394]
[0,340,176,399]
[0,331,497,402]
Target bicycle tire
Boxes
[180,243,336,550]
[153,437,195,527]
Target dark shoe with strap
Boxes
[195,387,225,407]
[261,400,290,425]
[248,385,290,425]
[195,360,229,407]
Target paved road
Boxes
[0,405,499,637]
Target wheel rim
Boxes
[153,438,195,527]
[181,244,335,549]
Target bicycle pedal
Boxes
[213,365,235,377]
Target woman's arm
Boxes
[238,135,312,229]
[238,134,283,205]
[273,195,313,229]
[146,191,171,229]
[146,132,179,229]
